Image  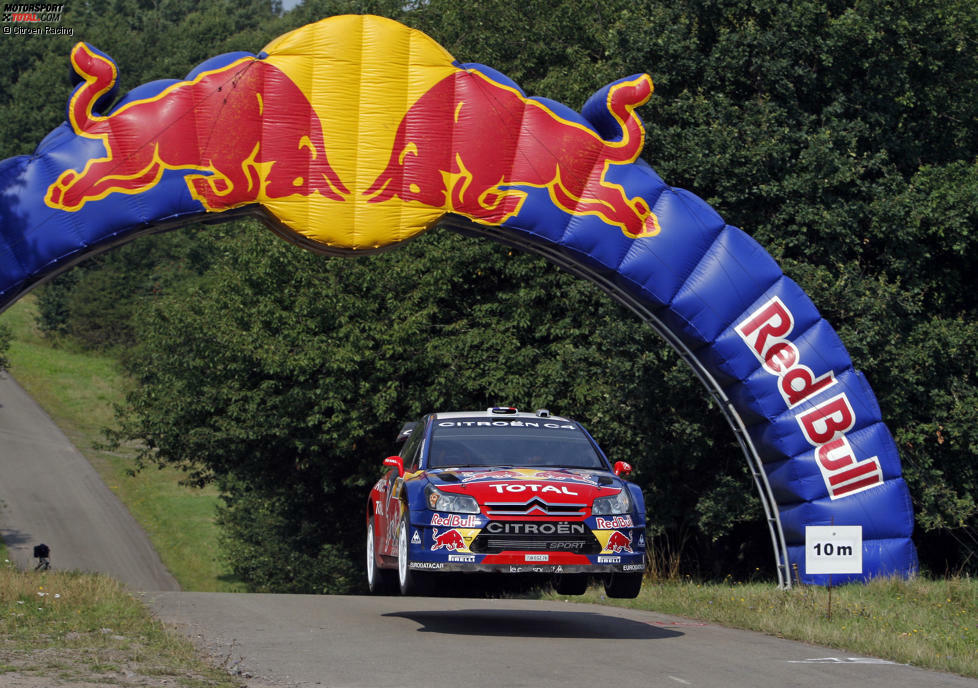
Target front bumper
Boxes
[405,511,647,574]
[409,559,646,574]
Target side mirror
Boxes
[613,461,633,477]
[384,455,405,477]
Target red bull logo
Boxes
[45,43,349,213]
[595,516,634,529]
[531,470,595,483]
[460,470,523,482]
[431,528,466,551]
[363,69,660,239]
[737,297,884,499]
[606,530,633,554]
[39,16,663,252]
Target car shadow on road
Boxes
[383,609,683,639]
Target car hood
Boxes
[423,467,624,509]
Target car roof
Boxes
[430,408,574,423]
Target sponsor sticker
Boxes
[448,554,476,563]
[409,561,444,570]
[490,483,578,495]
[484,521,586,535]
[430,513,482,528]
[622,564,645,571]
[430,528,466,551]
[438,420,576,429]
[605,530,634,553]
[597,556,621,564]
[411,530,421,544]
[460,469,524,482]
[595,515,634,529]
[525,554,549,562]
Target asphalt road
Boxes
[145,592,978,688]
[3,370,977,688]
[0,372,178,590]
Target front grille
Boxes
[469,522,601,554]
[484,498,588,517]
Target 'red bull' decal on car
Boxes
[430,514,483,528]
[458,469,524,482]
[595,516,634,529]
[430,528,466,551]
[606,531,634,554]
[530,470,595,483]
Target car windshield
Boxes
[426,417,606,469]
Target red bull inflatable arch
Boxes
[0,14,916,585]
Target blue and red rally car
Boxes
[365,407,646,597]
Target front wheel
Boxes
[397,515,432,596]
[604,572,643,599]
[366,520,396,594]
[552,573,588,595]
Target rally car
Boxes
[365,407,646,597]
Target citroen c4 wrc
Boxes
[365,407,647,597]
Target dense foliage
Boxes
[3,0,976,589]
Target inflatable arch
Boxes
[0,15,916,585]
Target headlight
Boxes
[425,485,480,514]
[591,489,631,515]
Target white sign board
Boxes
[805,526,862,575]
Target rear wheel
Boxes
[552,573,588,595]
[397,515,432,596]
[366,520,396,594]
[604,572,643,599]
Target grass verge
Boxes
[547,575,978,678]
[0,561,240,687]
[0,295,242,592]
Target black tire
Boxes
[366,520,396,594]
[397,515,432,596]
[604,572,643,599]
[552,573,589,595]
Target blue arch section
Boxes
[481,164,918,583]
[0,35,916,586]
